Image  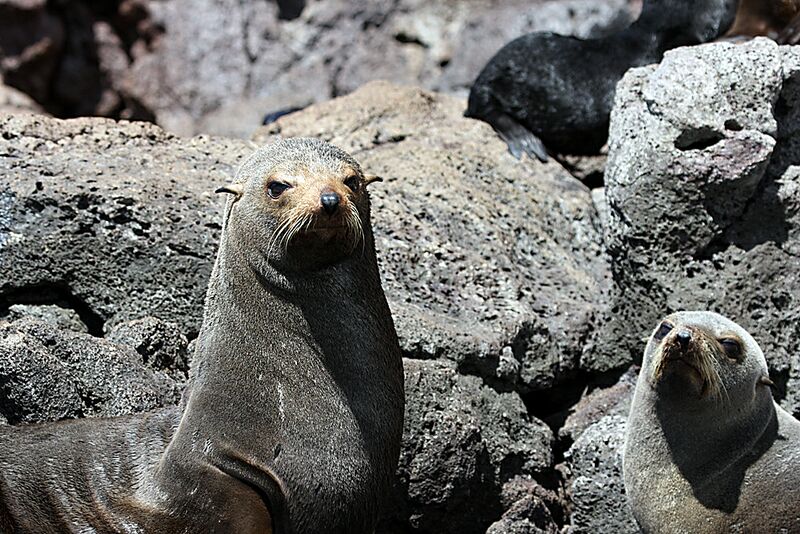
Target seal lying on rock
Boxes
[623,311,800,533]
[465,0,739,162]
[0,138,405,534]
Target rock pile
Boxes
[1,37,799,533]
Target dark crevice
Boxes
[523,366,630,461]
[0,283,105,336]
[674,127,725,151]
[394,32,427,47]
[275,0,305,21]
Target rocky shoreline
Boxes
[1,38,799,533]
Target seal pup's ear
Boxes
[215,184,244,197]
[363,174,383,187]
[759,375,776,389]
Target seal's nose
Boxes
[320,191,340,215]
[676,330,691,349]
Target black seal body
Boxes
[466,0,739,161]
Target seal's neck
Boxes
[632,377,776,480]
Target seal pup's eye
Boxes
[653,321,673,342]
[267,181,291,199]
[344,175,360,192]
[719,338,742,360]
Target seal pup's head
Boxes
[216,138,382,272]
[643,311,774,410]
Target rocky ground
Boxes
[0,0,639,137]
[1,23,799,534]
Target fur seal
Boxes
[623,311,800,533]
[0,138,405,533]
[465,0,739,162]
[727,0,800,44]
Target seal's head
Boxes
[643,311,774,409]
[216,138,382,271]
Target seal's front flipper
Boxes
[488,112,548,162]
[777,14,800,45]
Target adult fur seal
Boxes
[465,0,739,162]
[0,138,405,533]
[623,311,800,533]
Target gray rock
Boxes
[123,0,638,136]
[1,84,609,392]
[0,317,179,424]
[564,415,639,534]
[6,303,87,333]
[0,113,252,336]
[388,358,554,534]
[595,39,800,417]
[0,77,45,115]
[106,316,190,383]
[560,365,636,443]
[486,494,559,534]
[254,81,609,391]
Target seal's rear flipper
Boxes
[488,112,548,162]
[777,14,800,45]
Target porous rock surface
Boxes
[564,414,638,533]
[124,0,637,137]
[255,81,609,392]
[0,316,181,425]
[387,359,554,533]
[0,83,603,532]
[598,38,800,417]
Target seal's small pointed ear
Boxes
[215,183,244,196]
[363,174,383,187]
[759,375,776,389]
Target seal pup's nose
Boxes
[676,330,691,349]
[320,191,340,215]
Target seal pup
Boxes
[465,0,739,162]
[623,311,800,533]
[0,138,405,533]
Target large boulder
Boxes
[123,0,638,136]
[255,81,609,391]
[387,359,554,534]
[0,113,252,335]
[595,38,800,416]
[0,316,181,424]
[1,82,609,392]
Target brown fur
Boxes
[727,0,800,39]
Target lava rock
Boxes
[255,81,610,392]
[564,414,639,533]
[0,317,179,424]
[594,38,800,418]
[106,316,190,383]
[0,113,252,336]
[387,359,554,534]
[122,0,638,136]
[6,303,88,333]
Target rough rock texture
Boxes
[255,81,610,392]
[0,317,180,425]
[6,303,87,332]
[559,365,637,443]
[597,38,800,417]
[564,415,638,533]
[1,83,609,392]
[0,113,252,335]
[386,359,554,534]
[123,0,637,137]
[107,316,189,383]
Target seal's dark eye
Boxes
[344,176,360,192]
[654,321,673,341]
[267,181,291,199]
[719,338,742,360]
